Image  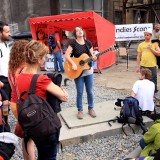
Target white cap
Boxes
[144,28,152,35]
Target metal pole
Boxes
[150,6,160,23]
[127,49,129,70]
[102,0,104,17]
[126,40,132,70]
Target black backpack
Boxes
[17,74,61,144]
[115,96,147,135]
[48,34,56,49]
[46,72,62,113]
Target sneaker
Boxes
[88,109,96,118]
[77,111,83,119]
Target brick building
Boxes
[0,0,159,32]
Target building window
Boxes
[72,0,83,10]
[114,11,122,24]
[60,0,103,16]
[61,0,72,9]
[84,0,93,10]
[94,0,102,11]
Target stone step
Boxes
[59,101,153,147]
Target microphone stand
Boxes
[126,40,132,71]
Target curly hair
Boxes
[8,40,29,73]
[24,40,49,64]
[140,68,152,80]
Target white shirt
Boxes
[132,79,155,111]
[0,42,10,77]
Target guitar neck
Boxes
[84,47,114,63]
[96,48,112,57]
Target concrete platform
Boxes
[60,101,119,129]
[124,146,142,159]
[59,101,153,147]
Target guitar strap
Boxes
[85,40,92,67]
[85,40,92,57]
[70,39,76,57]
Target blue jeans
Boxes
[35,131,60,160]
[0,125,4,133]
[74,74,94,111]
[53,51,64,72]
[139,138,147,149]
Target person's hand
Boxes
[136,66,140,73]
[147,44,152,50]
[92,55,97,61]
[0,81,4,88]
[60,49,63,53]
[61,87,69,102]
[72,63,77,70]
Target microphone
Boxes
[126,40,132,49]
[64,78,71,86]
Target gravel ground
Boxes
[9,78,148,160]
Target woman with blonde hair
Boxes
[16,40,69,160]
[8,40,35,160]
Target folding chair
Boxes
[116,47,130,70]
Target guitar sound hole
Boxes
[79,60,85,66]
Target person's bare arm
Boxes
[130,90,136,97]
[46,82,69,102]
[89,47,97,61]
[57,41,62,50]
[0,81,4,88]
[65,45,73,62]
[65,45,77,70]
[148,44,160,56]
[57,40,62,51]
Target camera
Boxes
[115,98,124,107]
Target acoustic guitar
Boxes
[64,45,117,79]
